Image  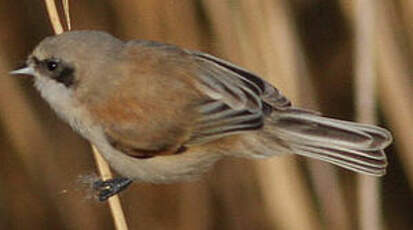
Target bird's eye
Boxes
[46,60,59,71]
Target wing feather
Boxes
[190,51,292,110]
[186,51,285,145]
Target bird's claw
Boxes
[93,177,132,201]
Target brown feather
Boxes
[84,42,203,157]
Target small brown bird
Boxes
[11,31,392,201]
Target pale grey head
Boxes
[11,31,123,88]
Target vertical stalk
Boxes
[92,146,129,230]
[43,1,128,229]
[354,1,382,230]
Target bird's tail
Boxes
[263,108,392,176]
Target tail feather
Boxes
[269,108,392,176]
[290,144,387,176]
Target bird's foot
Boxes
[93,177,132,201]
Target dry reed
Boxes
[354,1,382,230]
[44,0,128,229]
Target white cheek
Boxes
[33,76,96,138]
[34,76,74,116]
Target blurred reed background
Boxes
[0,0,412,229]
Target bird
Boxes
[10,30,392,201]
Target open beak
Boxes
[9,64,35,76]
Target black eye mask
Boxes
[41,58,76,87]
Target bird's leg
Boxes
[93,177,133,201]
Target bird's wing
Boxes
[185,51,292,145]
[91,42,293,156]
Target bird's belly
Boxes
[94,139,222,183]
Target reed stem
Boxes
[43,1,128,229]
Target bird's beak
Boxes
[9,65,35,77]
